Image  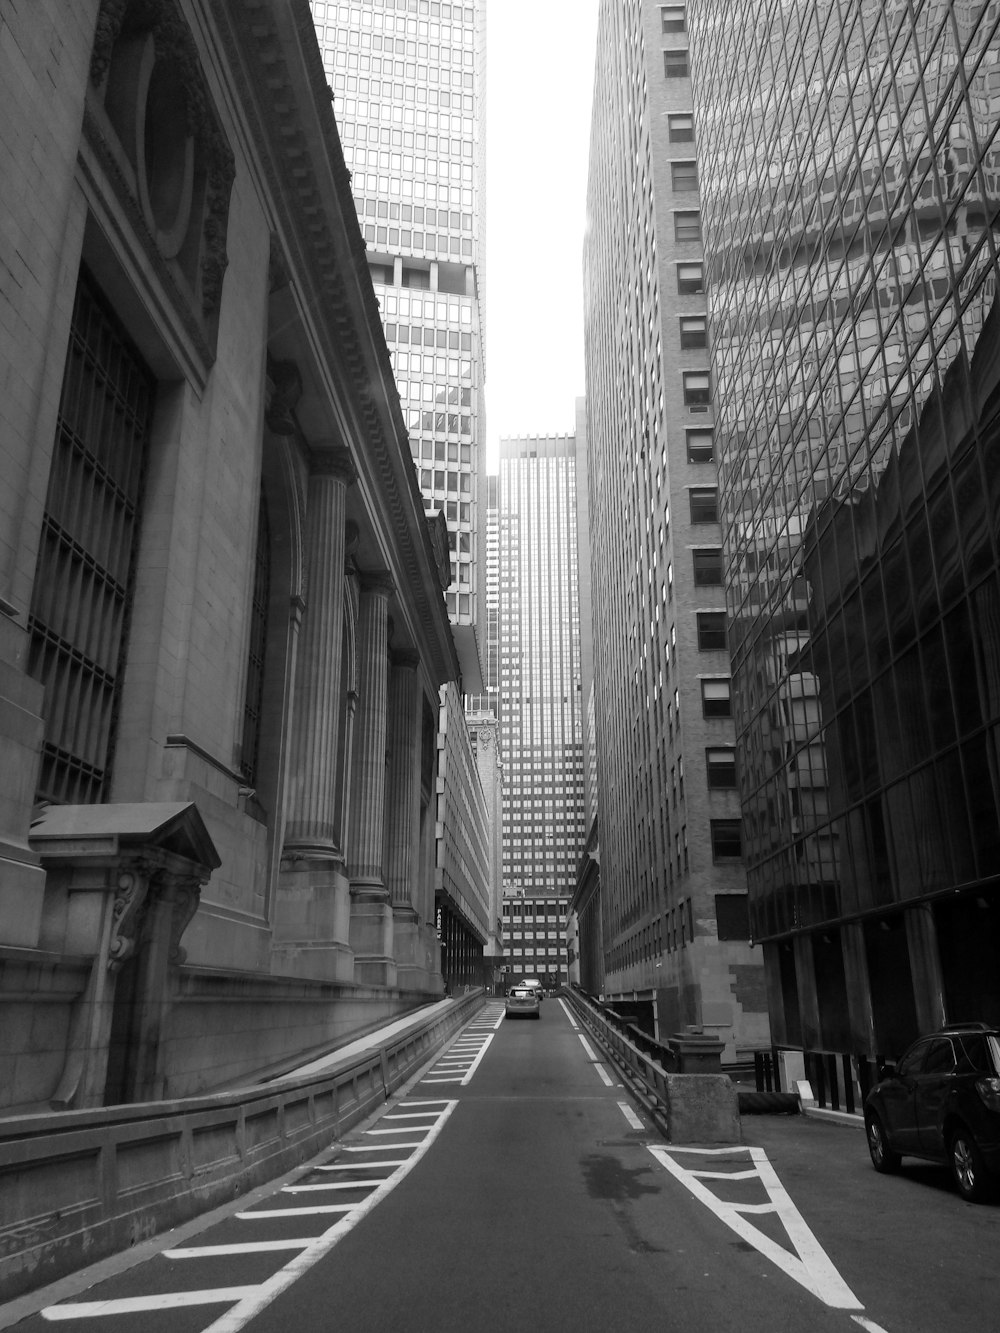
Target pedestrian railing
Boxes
[0,989,485,1302]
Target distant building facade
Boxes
[0,0,457,1112]
[689,0,1000,1088]
[582,0,768,1058]
[497,432,588,913]
[311,0,492,983]
[502,891,570,987]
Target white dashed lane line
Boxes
[577,1033,614,1085]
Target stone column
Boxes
[384,650,420,914]
[274,447,357,985]
[348,573,396,986]
[284,446,356,854]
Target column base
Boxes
[392,917,442,992]
[272,858,354,983]
[350,898,396,988]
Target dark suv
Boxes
[864,1022,1000,1202]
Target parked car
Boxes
[505,985,541,1020]
[863,1022,1000,1201]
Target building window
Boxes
[706,747,737,788]
[661,4,686,31]
[687,428,714,462]
[670,160,699,193]
[689,487,719,522]
[679,315,707,349]
[715,894,750,939]
[697,611,727,650]
[668,113,694,142]
[677,261,705,294]
[692,548,723,584]
[663,48,689,78]
[683,371,711,405]
[711,820,743,860]
[28,272,154,805]
[673,210,701,243]
[701,678,732,717]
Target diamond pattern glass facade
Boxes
[690,0,1000,1065]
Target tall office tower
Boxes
[582,0,768,1057]
[498,434,587,905]
[312,0,486,677]
[688,0,1000,1087]
[483,473,500,717]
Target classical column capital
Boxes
[359,570,396,599]
[311,444,357,485]
[391,648,421,671]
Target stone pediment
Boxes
[29,802,221,874]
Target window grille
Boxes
[28,272,154,805]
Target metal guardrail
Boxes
[0,989,486,1302]
[562,988,676,1121]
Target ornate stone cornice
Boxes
[209,0,459,686]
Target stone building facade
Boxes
[0,0,460,1112]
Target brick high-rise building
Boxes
[582,0,768,1057]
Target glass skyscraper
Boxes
[312,0,486,669]
[690,0,1000,1083]
[498,434,587,899]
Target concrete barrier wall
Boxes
[0,991,485,1301]
[564,989,740,1144]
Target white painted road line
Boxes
[558,998,578,1029]
[851,1318,892,1333]
[42,1289,258,1320]
[317,1160,409,1170]
[578,1034,614,1086]
[236,1204,356,1219]
[618,1101,645,1131]
[460,1033,495,1085]
[197,1101,457,1333]
[344,1142,425,1152]
[649,1145,863,1311]
[282,1182,383,1193]
[164,1241,311,1259]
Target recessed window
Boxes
[683,371,711,405]
[679,315,707,349]
[687,428,714,463]
[673,210,701,244]
[715,894,750,939]
[706,747,737,788]
[711,820,743,860]
[663,48,689,78]
[661,4,686,31]
[701,678,732,717]
[670,160,699,193]
[677,261,705,294]
[668,113,694,142]
[689,487,718,522]
[692,548,723,584]
[697,610,728,650]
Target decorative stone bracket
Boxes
[29,802,220,1109]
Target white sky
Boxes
[483,0,601,467]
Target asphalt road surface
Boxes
[3,998,996,1332]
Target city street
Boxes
[3,1000,996,1333]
